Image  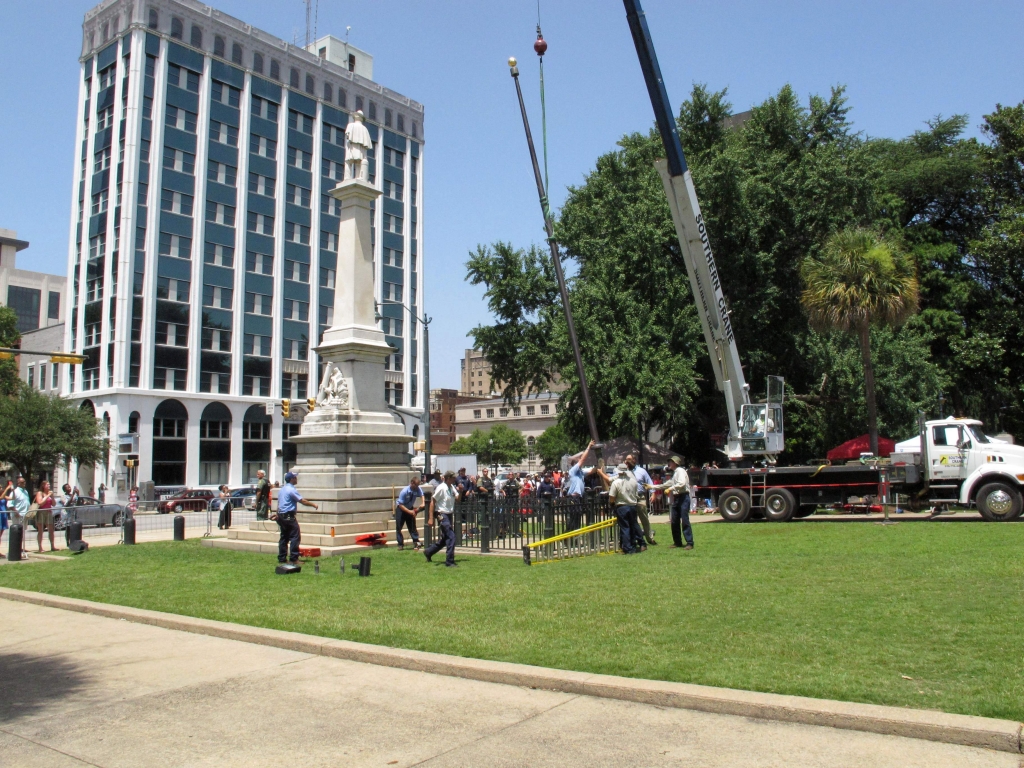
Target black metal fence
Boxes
[439,491,613,552]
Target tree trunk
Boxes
[858,323,879,457]
[637,416,646,467]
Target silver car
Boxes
[49,497,125,530]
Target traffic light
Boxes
[281,399,291,418]
[307,397,316,412]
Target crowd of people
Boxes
[386,441,704,565]
[0,478,95,556]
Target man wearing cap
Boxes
[648,456,693,549]
[424,470,458,567]
[254,469,271,521]
[608,463,644,554]
[273,472,318,565]
[625,454,657,546]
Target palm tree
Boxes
[800,228,919,456]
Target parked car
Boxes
[209,486,258,511]
[44,497,124,530]
[160,489,217,513]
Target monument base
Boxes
[205,431,416,557]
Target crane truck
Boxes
[622,0,1024,522]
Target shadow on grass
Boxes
[0,651,93,722]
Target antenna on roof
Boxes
[302,0,320,48]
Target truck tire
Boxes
[718,489,751,523]
[976,482,1023,522]
[763,488,796,522]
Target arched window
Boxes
[199,403,232,486]
[338,88,347,108]
[289,67,300,88]
[242,404,272,483]
[128,411,140,433]
[305,74,314,94]
[368,101,377,121]
[231,43,243,65]
[323,82,332,102]
[270,59,280,81]
[384,108,392,128]
[411,121,418,139]
[190,25,202,49]
[148,8,158,29]
[213,35,225,58]
[170,17,183,40]
[397,114,405,133]
[152,399,188,486]
[253,52,264,74]
[355,95,364,113]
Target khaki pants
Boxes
[636,498,655,543]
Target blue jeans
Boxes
[670,495,693,547]
[616,505,637,553]
[276,514,301,562]
[425,513,456,565]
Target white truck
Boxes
[890,417,1024,521]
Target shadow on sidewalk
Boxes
[0,651,92,722]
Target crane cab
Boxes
[739,376,785,456]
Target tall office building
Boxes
[67,0,425,494]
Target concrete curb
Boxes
[0,586,1019,754]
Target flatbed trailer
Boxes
[697,463,917,522]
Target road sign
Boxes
[265,400,275,415]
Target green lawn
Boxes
[1,522,1022,721]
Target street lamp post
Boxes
[489,438,495,475]
[375,301,431,476]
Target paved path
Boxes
[1,600,1017,767]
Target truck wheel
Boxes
[718,489,751,523]
[976,482,1023,522]
[763,488,796,522]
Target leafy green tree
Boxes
[534,423,581,469]
[800,229,920,455]
[0,306,20,396]
[448,424,528,466]
[0,385,109,493]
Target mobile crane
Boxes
[621,0,1024,522]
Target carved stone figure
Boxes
[344,110,373,182]
[316,362,350,408]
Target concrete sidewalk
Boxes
[1,599,1017,767]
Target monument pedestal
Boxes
[206,170,416,557]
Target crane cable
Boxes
[536,0,550,199]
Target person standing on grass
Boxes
[254,469,271,521]
[273,472,318,565]
[625,454,657,546]
[648,455,693,549]
[0,479,11,557]
[608,463,644,554]
[565,440,596,530]
[34,480,57,553]
[395,475,423,550]
[424,470,458,567]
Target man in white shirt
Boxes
[10,477,31,557]
[424,471,458,567]
[608,463,643,554]
[649,455,694,549]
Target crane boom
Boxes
[623,0,782,460]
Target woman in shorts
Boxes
[34,480,57,553]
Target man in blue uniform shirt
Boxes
[273,472,318,564]
[395,475,424,550]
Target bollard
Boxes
[124,517,136,545]
[351,556,371,576]
[480,502,490,554]
[522,545,531,566]
[339,556,345,574]
[173,515,185,541]
[68,520,84,547]
[8,524,23,561]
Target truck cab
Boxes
[895,418,1024,521]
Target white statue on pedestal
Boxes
[344,110,373,182]
[315,362,350,409]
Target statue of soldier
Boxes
[344,110,373,182]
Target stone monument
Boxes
[209,110,414,555]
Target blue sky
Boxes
[1,0,1021,388]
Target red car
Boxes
[161,489,216,513]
